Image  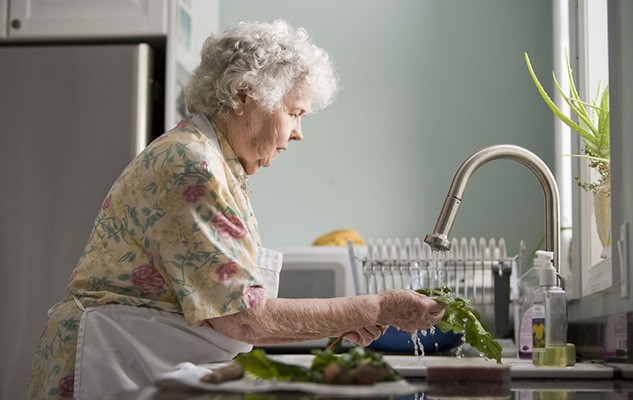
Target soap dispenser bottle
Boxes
[517,266,539,359]
[531,250,568,367]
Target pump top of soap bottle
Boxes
[535,250,557,287]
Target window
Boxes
[560,0,611,297]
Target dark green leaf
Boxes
[235,347,400,384]
[416,287,502,363]
[234,349,310,381]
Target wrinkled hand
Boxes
[377,289,446,333]
[343,325,387,346]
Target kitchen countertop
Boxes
[112,355,633,400]
[118,379,633,400]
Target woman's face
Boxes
[225,91,312,175]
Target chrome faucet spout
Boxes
[424,144,561,272]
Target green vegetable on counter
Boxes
[234,347,401,385]
[417,287,503,363]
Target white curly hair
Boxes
[184,20,338,116]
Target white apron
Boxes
[72,115,283,399]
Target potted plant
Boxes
[524,52,610,249]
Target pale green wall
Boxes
[219,0,554,260]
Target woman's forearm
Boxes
[207,289,445,345]
[208,295,381,345]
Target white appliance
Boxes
[276,246,359,300]
[0,13,219,398]
[0,44,157,398]
[0,4,217,398]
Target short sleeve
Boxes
[146,137,264,325]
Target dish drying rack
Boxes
[348,237,522,337]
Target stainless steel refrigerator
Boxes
[0,44,154,398]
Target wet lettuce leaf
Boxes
[416,287,503,363]
[234,347,400,384]
[233,349,315,382]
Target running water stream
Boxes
[411,250,448,357]
[411,249,471,359]
[428,249,446,290]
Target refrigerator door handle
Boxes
[130,43,153,158]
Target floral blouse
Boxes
[67,118,265,324]
[28,118,266,399]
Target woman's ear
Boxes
[237,90,247,104]
[233,91,248,116]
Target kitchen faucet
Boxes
[424,144,561,274]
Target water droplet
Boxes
[454,344,465,359]
[411,330,425,357]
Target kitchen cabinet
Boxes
[1,0,169,39]
[0,0,218,130]
[0,1,6,38]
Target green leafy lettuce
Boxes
[234,347,400,385]
[416,287,503,363]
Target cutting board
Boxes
[271,355,615,379]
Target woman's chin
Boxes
[258,158,277,170]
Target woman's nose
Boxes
[291,122,303,141]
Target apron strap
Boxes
[72,295,86,312]
[192,113,221,150]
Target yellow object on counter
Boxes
[312,229,366,246]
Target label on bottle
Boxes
[532,304,545,350]
[519,307,534,358]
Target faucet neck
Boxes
[425,144,561,273]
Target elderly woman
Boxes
[27,20,444,399]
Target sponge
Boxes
[426,364,511,397]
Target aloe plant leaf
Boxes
[597,88,610,158]
[552,73,599,138]
[525,51,611,162]
[564,51,609,160]
[565,52,585,114]
[524,53,589,137]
